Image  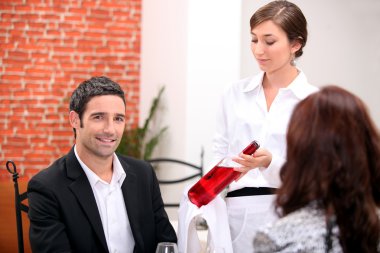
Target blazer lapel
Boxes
[120,160,144,252]
[65,148,109,252]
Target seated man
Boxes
[28,76,177,253]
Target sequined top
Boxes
[253,204,380,253]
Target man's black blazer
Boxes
[28,147,177,253]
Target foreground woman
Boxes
[254,86,380,253]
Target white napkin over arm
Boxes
[177,186,233,253]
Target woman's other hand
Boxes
[232,148,272,181]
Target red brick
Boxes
[1,129,13,135]
[65,30,81,37]
[23,14,39,20]
[73,23,86,29]
[1,98,13,104]
[4,66,25,72]
[2,150,25,159]
[52,130,73,136]
[24,160,51,166]
[85,16,110,23]
[0,107,10,113]
[17,43,45,50]
[106,40,122,47]
[8,51,29,59]
[88,23,107,31]
[84,32,103,38]
[13,21,27,29]
[2,75,22,81]
[35,122,61,128]
[40,14,60,20]
[32,145,55,152]
[25,153,49,160]
[45,114,60,120]
[0,4,14,11]
[1,43,15,49]
[108,26,130,35]
[25,30,44,37]
[28,22,46,29]
[7,137,28,144]
[95,47,111,54]
[24,169,42,177]
[41,98,60,104]
[26,115,44,121]
[2,0,142,174]
[1,13,14,20]
[26,107,44,114]
[51,139,72,145]
[69,8,87,14]
[102,2,127,9]
[25,75,51,82]
[25,68,51,75]
[76,46,94,53]
[54,46,76,53]
[64,15,83,22]
[92,9,110,16]
[57,107,69,113]
[77,39,102,47]
[15,5,32,12]
[46,30,60,36]
[76,63,93,69]
[82,1,97,7]
[33,6,52,12]
[17,129,45,135]
[2,59,30,66]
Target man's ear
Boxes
[69,111,80,128]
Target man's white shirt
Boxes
[75,146,135,253]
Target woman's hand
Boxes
[232,147,272,181]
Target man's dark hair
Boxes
[69,76,126,138]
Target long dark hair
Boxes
[276,85,380,252]
[250,0,307,58]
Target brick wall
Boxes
[0,0,141,181]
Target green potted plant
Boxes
[116,86,168,160]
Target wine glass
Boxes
[155,242,178,253]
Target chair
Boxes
[147,148,204,208]
[6,160,29,253]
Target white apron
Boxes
[226,195,277,253]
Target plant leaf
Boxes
[142,86,165,136]
[143,126,168,160]
[116,86,168,160]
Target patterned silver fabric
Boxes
[253,204,380,253]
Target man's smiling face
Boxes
[71,95,126,161]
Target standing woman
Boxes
[211,1,317,251]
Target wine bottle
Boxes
[188,141,260,207]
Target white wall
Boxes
[141,0,242,165]
[141,0,380,219]
[241,0,380,126]
[140,0,188,161]
[186,0,241,167]
[141,0,242,219]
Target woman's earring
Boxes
[290,54,296,66]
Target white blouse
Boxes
[212,71,318,190]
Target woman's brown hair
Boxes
[250,0,307,58]
[276,85,380,252]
